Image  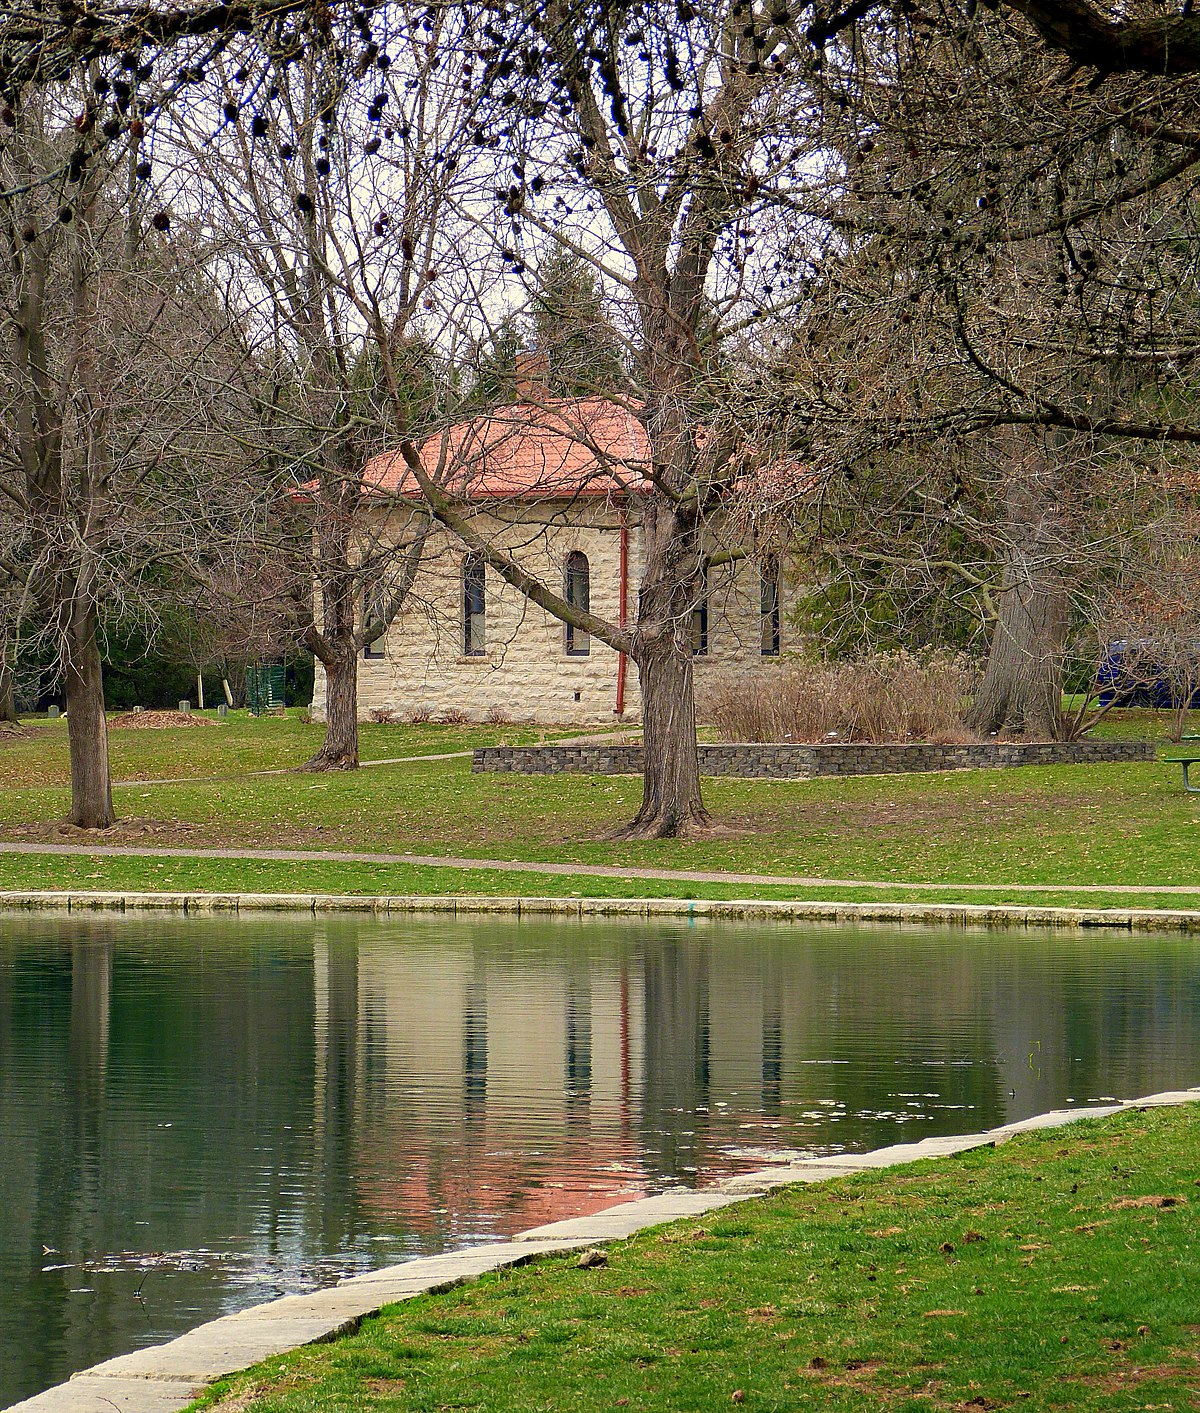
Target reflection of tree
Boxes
[0,918,324,1407]
[463,976,488,1121]
[3,941,82,1403]
[69,941,111,1113]
[565,974,593,1125]
[313,937,360,1256]
[988,940,1200,1113]
[639,939,711,1181]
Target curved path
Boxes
[0,838,1197,894]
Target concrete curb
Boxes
[5,890,1200,931]
[6,1087,1198,1413]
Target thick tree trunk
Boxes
[0,663,15,723]
[63,600,115,829]
[967,436,1070,740]
[306,645,359,769]
[617,637,710,839]
[967,566,1069,739]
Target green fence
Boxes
[246,662,286,715]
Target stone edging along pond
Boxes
[5,891,1200,932]
[8,1086,1199,1413]
[472,738,1155,779]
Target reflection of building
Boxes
[313,354,797,726]
[338,936,650,1239]
[10,915,1200,1405]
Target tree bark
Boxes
[307,644,360,769]
[0,663,16,723]
[303,502,362,770]
[611,487,710,839]
[618,636,711,839]
[967,437,1070,740]
[63,599,115,829]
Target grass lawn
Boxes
[0,710,580,788]
[190,1104,1200,1412]
[2,708,1200,908]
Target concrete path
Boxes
[110,750,474,789]
[1,837,1200,896]
[7,1087,1196,1413]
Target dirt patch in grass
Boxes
[1,816,207,843]
[362,1377,408,1395]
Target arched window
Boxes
[362,588,386,660]
[463,554,486,656]
[564,551,590,656]
[691,561,709,657]
[760,558,780,657]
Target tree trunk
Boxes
[305,645,360,769]
[0,663,15,723]
[967,435,1070,740]
[611,631,709,839]
[63,600,115,829]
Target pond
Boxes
[1,911,1199,1407]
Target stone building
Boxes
[313,364,795,726]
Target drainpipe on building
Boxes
[615,507,629,717]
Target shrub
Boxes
[702,651,979,743]
[403,706,433,724]
[369,707,398,724]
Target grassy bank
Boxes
[191,1104,1200,1412]
[7,852,1200,914]
[3,710,1200,907]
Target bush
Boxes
[703,651,979,743]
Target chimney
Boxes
[514,349,551,403]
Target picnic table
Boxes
[1163,734,1200,792]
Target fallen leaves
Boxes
[1110,1195,1185,1210]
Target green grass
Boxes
[0,710,584,789]
[4,852,1200,913]
[4,708,1200,908]
[190,1104,1200,1412]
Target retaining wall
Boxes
[472,738,1155,779]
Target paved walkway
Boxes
[107,728,638,789]
[0,838,1199,894]
[8,1087,1198,1412]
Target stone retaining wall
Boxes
[473,738,1155,779]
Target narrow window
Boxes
[463,554,486,656]
[564,550,590,656]
[691,562,709,657]
[363,588,385,659]
[760,558,780,657]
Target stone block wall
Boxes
[473,739,1156,778]
[316,503,801,727]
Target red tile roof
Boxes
[365,396,652,502]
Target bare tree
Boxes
[389,0,818,837]
[762,1,1200,737]
[0,83,261,825]
[168,6,485,768]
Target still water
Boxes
[1,911,1199,1406]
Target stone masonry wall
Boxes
[314,504,800,727]
[473,739,1156,778]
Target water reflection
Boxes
[1,912,1198,1407]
